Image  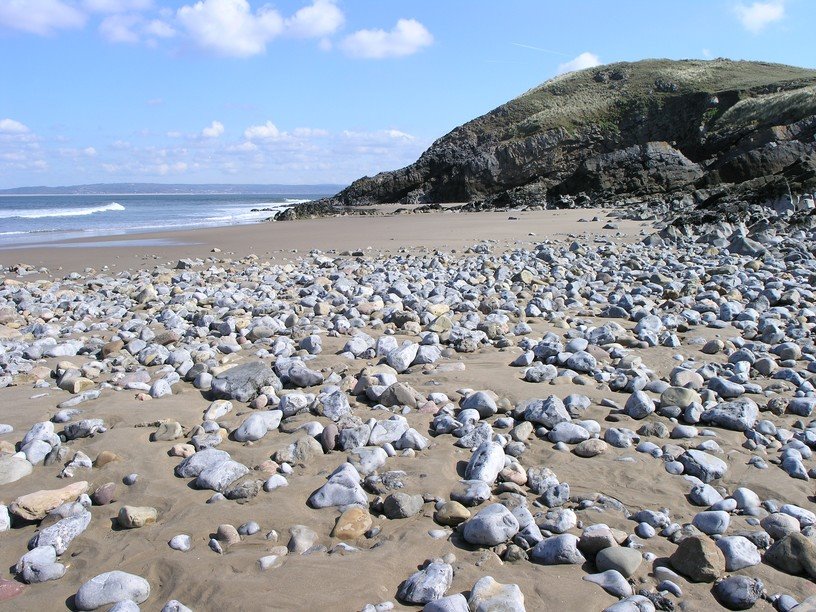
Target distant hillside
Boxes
[0,183,345,196]
[291,58,816,218]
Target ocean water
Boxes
[0,192,327,246]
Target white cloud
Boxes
[0,0,86,35]
[244,120,281,140]
[177,0,283,57]
[556,51,601,75]
[285,0,343,38]
[292,127,329,138]
[227,141,258,152]
[145,18,174,38]
[385,129,415,140]
[0,118,30,134]
[83,0,153,13]
[0,121,430,186]
[202,120,225,138]
[735,1,785,33]
[341,18,433,59]
[99,14,141,43]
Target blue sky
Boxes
[0,0,814,188]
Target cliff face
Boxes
[291,59,816,217]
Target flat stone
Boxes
[10,481,88,521]
[660,387,700,409]
[701,399,758,432]
[348,446,388,476]
[0,579,25,602]
[195,459,249,492]
[29,510,92,554]
[679,449,727,483]
[211,362,279,402]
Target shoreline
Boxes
[0,207,644,274]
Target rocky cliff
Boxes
[286,59,816,218]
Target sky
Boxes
[0,0,814,189]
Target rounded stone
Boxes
[595,546,643,578]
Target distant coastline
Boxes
[0,182,345,196]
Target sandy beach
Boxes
[0,207,641,274]
[1,208,815,611]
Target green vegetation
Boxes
[460,58,816,142]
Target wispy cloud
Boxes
[99,13,142,43]
[0,121,428,185]
[0,118,31,134]
[735,1,785,33]
[341,18,433,59]
[511,42,570,57]
[0,0,86,35]
[83,0,154,13]
[556,52,601,75]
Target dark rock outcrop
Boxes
[285,59,816,218]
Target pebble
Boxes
[462,503,519,546]
[397,561,453,604]
[169,535,191,551]
[467,576,525,611]
[595,546,642,577]
[74,571,150,611]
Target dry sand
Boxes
[0,208,812,611]
[0,207,642,274]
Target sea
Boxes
[0,192,330,247]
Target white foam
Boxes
[0,202,125,219]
